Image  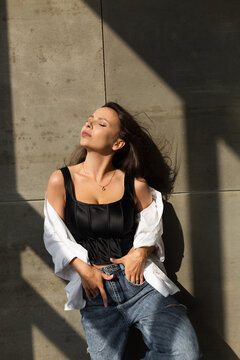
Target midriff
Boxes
[93,263,113,268]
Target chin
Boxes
[80,137,90,144]
[80,141,92,150]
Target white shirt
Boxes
[43,186,180,310]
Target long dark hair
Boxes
[64,102,179,200]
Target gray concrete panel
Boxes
[1,0,105,201]
[0,200,89,359]
[101,0,240,193]
[169,191,240,358]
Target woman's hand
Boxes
[110,246,156,284]
[70,258,113,307]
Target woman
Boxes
[44,102,201,359]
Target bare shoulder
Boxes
[133,177,153,213]
[46,169,66,221]
[47,169,65,192]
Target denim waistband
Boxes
[97,263,125,274]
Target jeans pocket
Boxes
[123,271,147,287]
[83,287,101,302]
[90,290,101,301]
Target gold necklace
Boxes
[82,162,116,191]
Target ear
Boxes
[112,138,125,151]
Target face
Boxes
[80,107,125,153]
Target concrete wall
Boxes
[1,0,239,359]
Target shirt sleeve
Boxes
[133,187,165,262]
[43,192,90,281]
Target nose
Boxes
[86,120,92,128]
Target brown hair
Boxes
[64,101,179,200]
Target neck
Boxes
[82,152,116,182]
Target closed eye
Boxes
[86,119,106,127]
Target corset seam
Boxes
[119,200,124,235]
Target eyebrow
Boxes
[89,114,110,123]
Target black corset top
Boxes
[59,166,138,265]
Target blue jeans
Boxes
[80,263,200,360]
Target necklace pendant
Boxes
[102,186,106,191]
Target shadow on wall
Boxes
[1,0,240,359]
[0,1,89,359]
[83,1,240,359]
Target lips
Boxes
[82,131,91,137]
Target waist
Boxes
[94,263,125,274]
[77,234,134,265]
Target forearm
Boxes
[69,256,91,276]
[134,245,156,259]
[127,245,156,259]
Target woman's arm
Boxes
[46,170,66,221]
[110,177,157,284]
[46,170,90,271]
[133,176,153,213]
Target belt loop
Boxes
[100,263,123,274]
[119,263,125,271]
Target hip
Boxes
[81,263,183,311]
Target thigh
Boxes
[80,288,129,360]
[134,292,200,359]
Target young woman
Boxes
[45,102,201,359]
